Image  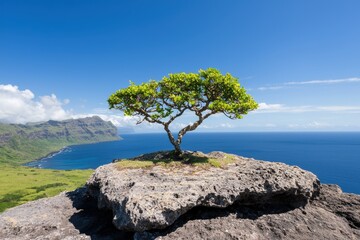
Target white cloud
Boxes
[0,84,145,128]
[220,123,233,128]
[72,113,139,128]
[257,86,285,91]
[257,103,285,111]
[285,77,360,85]
[256,77,360,91]
[288,121,332,129]
[255,102,360,113]
[316,106,360,111]
[197,123,233,129]
[0,84,70,124]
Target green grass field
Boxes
[0,165,92,212]
[0,136,95,213]
[0,118,119,212]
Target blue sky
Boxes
[1,1,360,132]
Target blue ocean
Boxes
[25,132,360,194]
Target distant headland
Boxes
[0,116,119,165]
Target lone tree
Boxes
[108,68,258,157]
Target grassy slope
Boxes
[0,166,92,212]
[0,117,118,212]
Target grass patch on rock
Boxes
[115,153,237,170]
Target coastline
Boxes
[23,146,69,168]
[22,132,360,194]
[22,138,122,168]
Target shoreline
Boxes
[23,146,69,168]
[22,139,122,168]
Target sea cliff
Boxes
[0,116,119,165]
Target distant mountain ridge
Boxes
[0,116,119,165]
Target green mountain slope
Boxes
[0,116,119,165]
[0,116,119,212]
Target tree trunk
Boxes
[164,125,183,159]
[173,143,182,158]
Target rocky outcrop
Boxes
[313,184,360,229]
[0,151,359,239]
[0,187,132,240]
[87,151,320,231]
[135,184,360,240]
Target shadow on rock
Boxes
[66,188,133,240]
[143,199,303,239]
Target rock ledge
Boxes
[1,151,359,240]
[87,151,320,231]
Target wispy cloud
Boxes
[72,113,139,128]
[257,86,285,91]
[288,121,332,129]
[257,103,284,111]
[285,77,360,85]
[255,102,360,113]
[257,77,360,91]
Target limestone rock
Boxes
[86,151,320,231]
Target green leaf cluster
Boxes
[108,68,258,122]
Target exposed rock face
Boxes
[135,184,360,240]
[313,184,360,229]
[87,152,320,231]
[0,188,132,240]
[0,152,359,240]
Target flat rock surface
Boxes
[86,151,320,231]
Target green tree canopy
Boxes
[108,68,258,156]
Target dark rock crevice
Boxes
[144,200,303,239]
[66,188,133,239]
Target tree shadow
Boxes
[127,150,210,162]
[113,150,213,169]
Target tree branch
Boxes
[175,110,215,146]
[136,108,165,125]
[166,108,187,125]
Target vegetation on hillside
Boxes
[0,166,92,212]
[0,116,119,212]
[0,116,118,165]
